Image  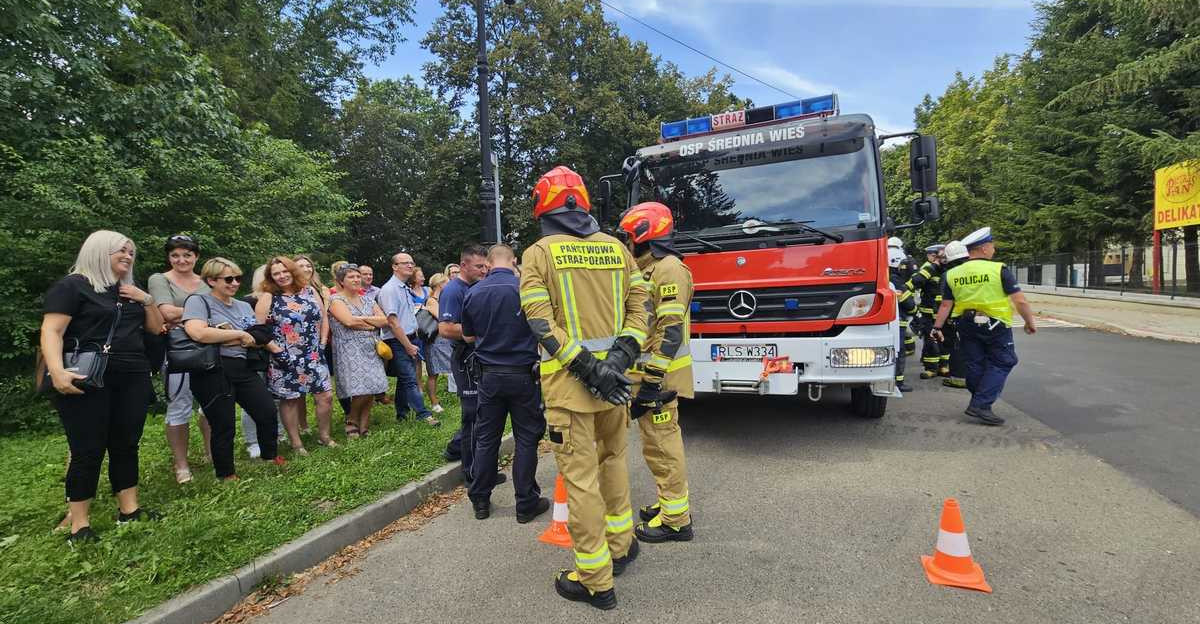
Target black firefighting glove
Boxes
[568,349,633,405]
[630,377,677,420]
[601,335,640,377]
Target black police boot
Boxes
[472,499,490,520]
[638,503,660,522]
[516,497,550,524]
[555,570,616,610]
[964,406,1005,426]
[635,518,694,543]
[612,539,639,577]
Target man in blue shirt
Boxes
[462,244,548,522]
[438,245,492,482]
[377,252,436,426]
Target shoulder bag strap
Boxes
[99,300,123,354]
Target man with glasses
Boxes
[378,253,437,426]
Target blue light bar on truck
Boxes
[659,93,839,142]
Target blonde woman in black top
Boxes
[41,230,165,544]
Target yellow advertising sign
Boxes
[1154,161,1200,230]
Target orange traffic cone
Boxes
[920,498,992,593]
[538,473,573,549]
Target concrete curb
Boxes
[1024,284,1200,309]
[1038,309,1200,344]
[128,435,515,624]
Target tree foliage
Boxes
[422,0,749,247]
[0,0,356,362]
[888,0,1199,290]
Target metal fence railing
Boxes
[1009,242,1200,299]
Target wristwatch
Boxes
[142,295,155,306]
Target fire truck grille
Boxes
[690,282,875,323]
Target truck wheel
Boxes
[850,387,887,419]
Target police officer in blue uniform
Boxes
[439,245,504,488]
[462,244,549,522]
[931,228,1037,425]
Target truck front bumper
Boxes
[691,322,900,397]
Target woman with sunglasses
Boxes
[257,256,335,452]
[146,234,212,483]
[183,258,285,480]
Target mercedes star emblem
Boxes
[727,290,757,319]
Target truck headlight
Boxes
[829,347,893,368]
[836,293,877,319]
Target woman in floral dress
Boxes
[328,264,389,437]
[255,256,334,454]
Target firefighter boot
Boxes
[612,538,639,577]
[920,369,938,380]
[635,514,694,543]
[555,570,616,610]
[638,503,660,522]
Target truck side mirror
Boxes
[909,135,938,194]
[597,179,613,225]
[910,196,940,222]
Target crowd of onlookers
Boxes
[40,230,458,544]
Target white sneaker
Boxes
[247,444,261,459]
[432,404,445,413]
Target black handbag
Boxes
[41,302,122,394]
[165,295,221,375]
[416,308,439,342]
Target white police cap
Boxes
[962,227,993,248]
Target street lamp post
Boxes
[475,0,510,244]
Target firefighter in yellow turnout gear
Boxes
[519,166,650,611]
[618,202,696,543]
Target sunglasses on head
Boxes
[219,275,242,284]
[168,234,196,244]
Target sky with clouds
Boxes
[365,0,1039,135]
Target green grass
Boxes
[0,379,462,624]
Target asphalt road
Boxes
[1007,326,1200,516]
[254,325,1200,624]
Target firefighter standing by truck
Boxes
[939,241,969,388]
[909,244,946,379]
[889,247,916,393]
[617,202,695,544]
[519,166,650,610]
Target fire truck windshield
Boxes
[641,137,880,236]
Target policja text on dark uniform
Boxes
[931,227,1038,425]
[519,166,650,610]
[618,202,696,543]
[460,244,549,522]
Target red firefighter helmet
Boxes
[619,202,674,244]
[531,166,591,219]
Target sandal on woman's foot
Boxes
[318,438,339,448]
[344,424,359,439]
[175,468,193,484]
[294,447,309,457]
[420,416,441,428]
[359,429,370,438]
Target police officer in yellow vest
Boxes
[931,227,1037,425]
[519,166,650,610]
[617,202,695,543]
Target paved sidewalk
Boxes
[1026,292,1200,343]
